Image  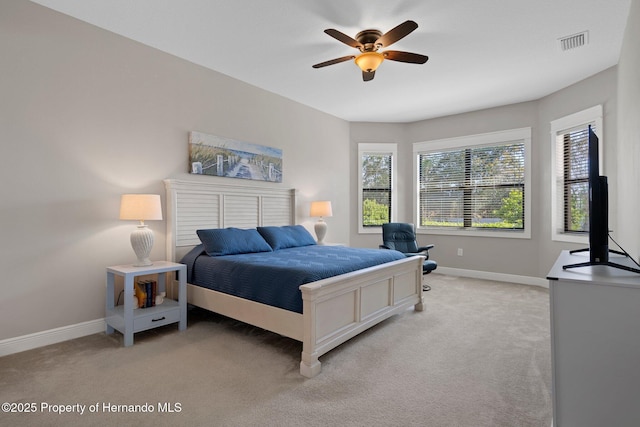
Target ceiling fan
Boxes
[312,20,428,82]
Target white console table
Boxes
[547,250,640,427]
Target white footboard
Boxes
[299,255,424,378]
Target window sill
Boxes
[359,227,383,234]
[552,232,588,245]
[418,228,531,239]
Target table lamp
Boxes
[119,194,163,266]
[310,201,333,245]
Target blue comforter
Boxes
[181,245,406,313]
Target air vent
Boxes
[558,31,588,51]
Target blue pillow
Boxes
[196,228,272,256]
[257,225,317,250]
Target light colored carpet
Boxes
[0,274,551,427]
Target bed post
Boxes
[300,353,321,378]
[300,289,321,378]
[415,261,426,312]
[163,179,177,263]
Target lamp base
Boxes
[130,224,154,267]
[314,219,327,245]
[133,260,153,267]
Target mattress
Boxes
[181,244,406,313]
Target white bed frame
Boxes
[164,179,425,378]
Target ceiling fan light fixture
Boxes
[314,21,426,81]
[355,52,384,72]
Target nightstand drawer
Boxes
[133,305,180,333]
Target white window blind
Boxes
[418,143,525,230]
[550,105,602,243]
[358,143,397,233]
[361,153,392,226]
[560,125,593,233]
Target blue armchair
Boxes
[380,222,437,291]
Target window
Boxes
[358,143,397,233]
[414,128,531,238]
[550,106,602,243]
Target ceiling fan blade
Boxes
[312,55,356,68]
[363,71,375,82]
[375,20,418,48]
[383,50,429,64]
[324,29,363,49]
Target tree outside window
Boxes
[413,127,531,239]
[358,143,396,233]
[418,144,525,230]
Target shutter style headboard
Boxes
[164,179,296,261]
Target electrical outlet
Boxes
[457,248,463,256]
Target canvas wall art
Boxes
[189,131,283,182]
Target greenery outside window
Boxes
[358,143,397,233]
[413,128,531,238]
[550,105,603,244]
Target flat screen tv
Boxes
[563,125,640,273]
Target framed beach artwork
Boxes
[189,131,283,183]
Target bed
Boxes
[164,179,425,377]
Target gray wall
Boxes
[617,0,640,258]
[0,1,350,340]
[350,67,619,279]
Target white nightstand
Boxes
[105,261,186,346]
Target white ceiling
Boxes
[32,0,631,123]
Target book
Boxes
[134,279,158,309]
[135,281,147,308]
[151,280,157,307]
[145,280,152,309]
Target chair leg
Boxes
[422,275,431,291]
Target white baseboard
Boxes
[0,318,105,357]
[435,266,549,289]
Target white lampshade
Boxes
[310,201,333,218]
[120,194,162,266]
[310,201,333,245]
[119,194,163,222]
